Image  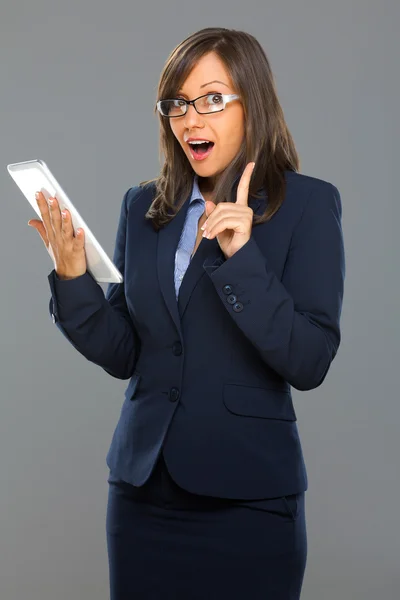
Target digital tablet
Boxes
[7,159,123,284]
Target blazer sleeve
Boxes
[47,187,141,380]
[203,183,345,391]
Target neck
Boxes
[198,176,216,201]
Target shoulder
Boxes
[123,181,157,213]
[283,170,342,219]
[122,172,342,217]
[285,170,340,197]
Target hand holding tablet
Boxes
[30,190,87,280]
[7,159,123,283]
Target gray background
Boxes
[1,1,398,598]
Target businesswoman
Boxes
[29,27,345,600]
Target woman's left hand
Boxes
[202,162,256,259]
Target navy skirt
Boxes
[106,453,307,599]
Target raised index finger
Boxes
[236,162,255,205]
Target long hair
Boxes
[141,27,300,230]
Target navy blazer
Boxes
[48,170,345,499]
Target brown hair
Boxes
[141,27,300,230]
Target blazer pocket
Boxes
[124,371,141,401]
[223,383,296,421]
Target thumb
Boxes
[28,219,43,232]
[205,200,216,216]
[28,219,49,248]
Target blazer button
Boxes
[227,294,237,304]
[233,302,244,312]
[223,284,233,295]
[169,387,180,402]
[172,341,182,356]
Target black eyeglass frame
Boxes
[156,93,240,118]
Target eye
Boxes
[207,93,223,104]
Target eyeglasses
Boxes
[156,93,240,118]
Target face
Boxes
[169,52,245,194]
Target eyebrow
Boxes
[200,80,229,89]
[177,80,230,96]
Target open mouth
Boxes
[188,141,215,161]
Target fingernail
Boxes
[35,192,39,199]
[61,210,66,218]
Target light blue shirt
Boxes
[174,175,206,299]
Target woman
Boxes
[30,27,345,600]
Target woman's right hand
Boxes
[28,191,87,280]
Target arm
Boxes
[48,187,141,380]
[203,183,345,391]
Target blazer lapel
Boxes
[156,192,191,334]
[177,236,221,318]
[177,192,264,320]
[156,181,264,330]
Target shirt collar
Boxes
[189,174,206,205]
[189,172,265,206]
[189,172,244,205]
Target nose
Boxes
[182,102,204,129]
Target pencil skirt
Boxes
[106,453,307,600]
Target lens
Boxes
[159,99,186,117]
[158,94,225,117]
[195,94,224,113]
